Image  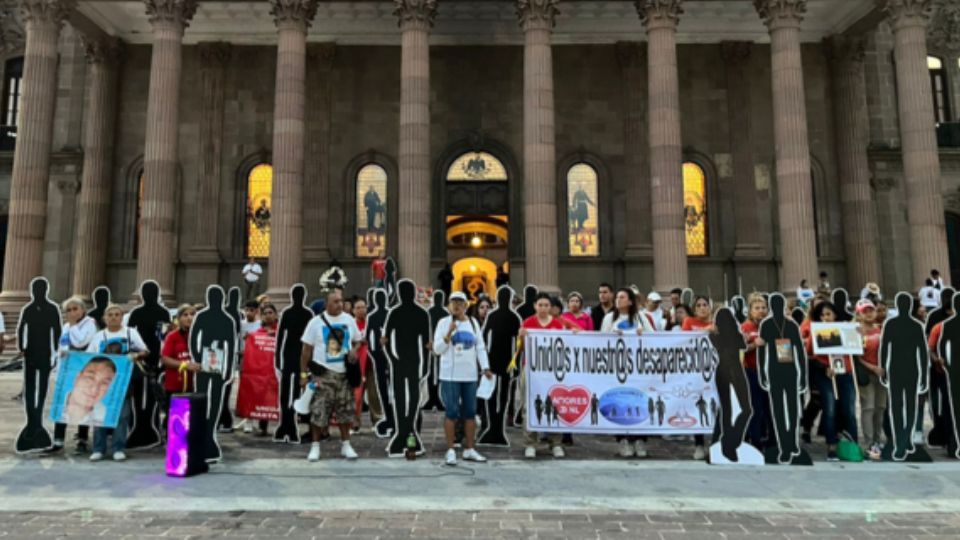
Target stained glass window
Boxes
[355,164,388,258]
[567,163,599,257]
[683,162,707,257]
[246,164,273,258]
[447,152,508,181]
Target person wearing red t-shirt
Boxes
[856,299,886,459]
[160,305,201,413]
[560,292,593,331]
[679,296,715,460]
[741,294,772,450]
[352,297,382,429]
[803,301,858,462]
[370,252,387,287]
[518,293,564,459]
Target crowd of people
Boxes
[33,266,957,466]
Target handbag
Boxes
[320,313,362,389]
[836,435,864,462]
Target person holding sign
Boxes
[856,299,886,460]
[161,305,201,401]
[519,293,565,459]
[50,296,97,454]
[433,292,493,466]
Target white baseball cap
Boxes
[449,292,468,302]
[647,292,663,302]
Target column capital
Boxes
[615,41,645,70]
[635,0,683,30]
[516,0,559,31]
[18,0,75,27]
[269,0,318,32]
[197,41,231,66]
[394,0,437,30]
[720,40,752,64]
[81,35,124,66]
[754,0,807,29]
[878,0,932,30]
[144,0,197,30]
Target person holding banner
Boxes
[561,292,593,331]
[519,293,566,459]
[680,296,714,459]
[50,296,98,454]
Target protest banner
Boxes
[236,330,280,422]
[524,330,719,435]
[49,352,134,429]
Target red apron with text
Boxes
[236,330,280,421]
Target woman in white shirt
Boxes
[50,296,98,453]
[600,288,654,334]
[433,292,493,466]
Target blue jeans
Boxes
[440,380,478,421]
[812,364,858,445]
[745,367,772,449]
[93,398,131,454]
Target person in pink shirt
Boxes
[561,292,594,331]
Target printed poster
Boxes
[49,352,134,429]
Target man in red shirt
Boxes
[519,293,564,459]
[370,252,387,287]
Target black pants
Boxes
[53,423,89,443]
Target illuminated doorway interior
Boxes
[447,215,507,302]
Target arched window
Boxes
[446,151,508,182]
[245,163,273,258]
[355,163,388,258]
[1,56,23,151]
[683,162,707,256]
[566,163,599,257]
[929,56,950,124]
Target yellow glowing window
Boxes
[246,163,273,258]
[684,162,707,257]
[567,163,599,257]
[447,152,508,181]
[356,164,388,258]
[928,56,943,70]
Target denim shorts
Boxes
[440,380,478,420]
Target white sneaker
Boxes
[693,445,706,460]
[551,445,566,459]
[634,439,648,458]
[524,446,536,459]
[89,452,103,462]
[618,439,634,458]
[243,423,253,434]
[913,430,925,445]
[445,448,457,466]
[112,451,127,462]
[463,448,487,462]
[307,443,321,462]
[341,441,359,460]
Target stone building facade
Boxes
[0,0,958,305]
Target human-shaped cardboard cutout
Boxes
[757,293,812,465]
[681,288,695,310]
[189,285,238,462]
[831,288,853,321]
[273,284,312,444]
[384,257,399,305]
[730,295,747,325]
[366,288,396,438]
[517,284,538,321]
[927,287,955,447]
[217,286,242,431]
[880,292,932,462]
[126,281,170,450]
[88,285,111,330]
[383,279,431,456]
[709,307,764,465]
[938,293,960,459]
[423,289,448,412]
[15,277,61,453]
[478,285,522,446]
[790,307,806,327]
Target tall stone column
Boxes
[71,37,123,298]
[754,0,818,292]
[0,0,75,304]
[395,0,436,287]
[881,0,950,285]
[827,35,881,290]
[721,41,765,257]
[617,41,653,258]
[266,0,316,297]
[135,0,197,297]
[637,0,687,291]
[517,0,559,290]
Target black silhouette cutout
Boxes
[423,290,447,412]
[478,285,522,446]
[831,288,853,321]
[189,285,238,462]
[709,308,757,464]
[938,294,960,460]
[366,288,395,439]
[217,286,242,432]
[88,286,111,330]
[881,292,932,462]
[791,307,806,327]
[517,284,538,321]
[274,284,312,444]
[681,288,695,310]
[730,295,747,324]
[757,293,812,465]
[383,279,431,456]
[126,281,170,450]
[927,287,955,447]
[15,277,61,453]
[384,257,399,305]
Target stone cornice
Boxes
[878,0,932,31]
[269,0,318,32]
[18,0,75,27]
[516,0,559,31]
[394,0,437,30]
[636,0,683,30]
[754,0,807,29]
[82,35,123,65]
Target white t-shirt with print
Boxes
[86,327,148,355]
[301,312,362,373]
[432,316,490,382]
[242,263,263,283]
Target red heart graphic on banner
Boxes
[548,385,591,426]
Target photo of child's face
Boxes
[326,329,343,357]
[66,360,116,417]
